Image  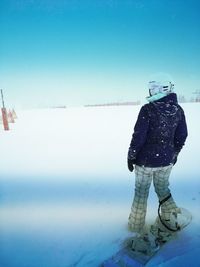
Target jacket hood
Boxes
[151,93,179,116]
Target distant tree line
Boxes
[178,91,200,103]
[85,101,141,107]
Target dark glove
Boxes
[173,153,179,165]
[127,159,135,172]
[173,156,177,165]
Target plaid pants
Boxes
[128,165,178,233]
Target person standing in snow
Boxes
[127,81,188,234]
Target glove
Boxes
[173,156,177,165]
[127,159,135,172]
[173,153,179,165]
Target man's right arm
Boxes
[174,107,188,155]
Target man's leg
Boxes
[153,165,178,223]
[128,165,153,233]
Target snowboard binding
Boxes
[157,194,192,233]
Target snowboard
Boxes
[101,208,192,267]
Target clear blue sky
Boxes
[0,0,200,108]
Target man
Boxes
[127,80,188,235]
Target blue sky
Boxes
[0,0,200,108]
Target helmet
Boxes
[148,81,174,96]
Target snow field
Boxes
[0,103,200,267]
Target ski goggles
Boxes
[148,81,174,96]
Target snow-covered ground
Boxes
[0,103,200,267]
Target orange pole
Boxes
[1,108,9,130]
[1,89,9,131]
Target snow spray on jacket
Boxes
[128,93,188,167]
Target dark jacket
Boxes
[128,93,188,167]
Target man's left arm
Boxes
[128,105,149,171]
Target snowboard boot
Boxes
[150,219,175,244]
[130,227,160,256]
[150,214,180,244]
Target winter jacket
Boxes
[128,93,188,167]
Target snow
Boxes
[0,103,200,267]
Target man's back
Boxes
[128,93,187,167]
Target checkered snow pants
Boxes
[128,165,178,233]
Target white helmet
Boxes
[148,81,174,96]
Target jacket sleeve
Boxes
[128,105,149,161]
[174,108,188,154]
